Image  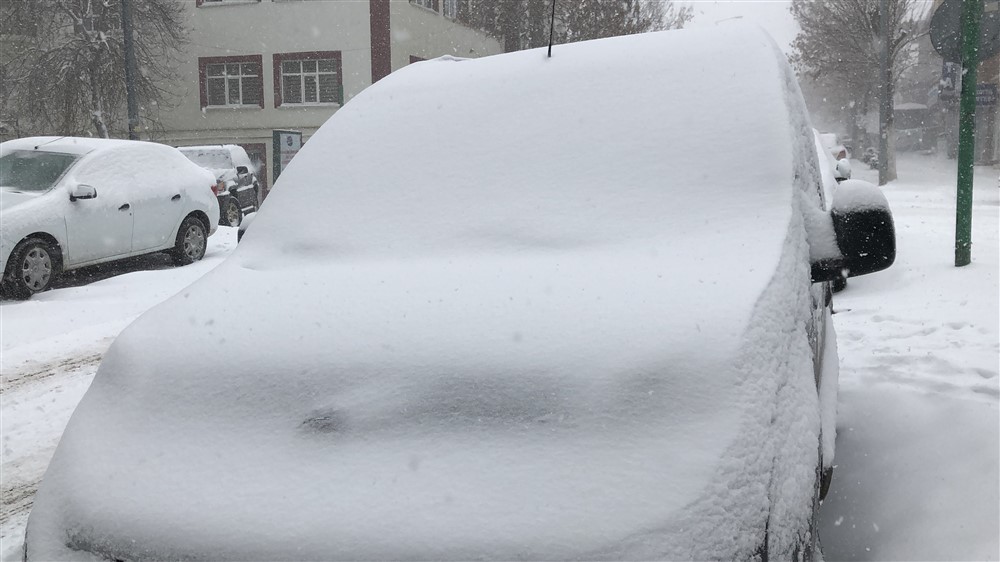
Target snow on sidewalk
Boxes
[818,153,999,561]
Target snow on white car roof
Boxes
[28,26,824,561]
[0,136,148,157]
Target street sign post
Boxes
[955,0,984,267]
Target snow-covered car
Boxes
[818,132,850,160]
[25,27,895,561]
[178,144,261,227]
[813,128,852,204]
[0,137,219,300]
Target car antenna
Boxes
[34,136,68,150]
[547,0,557,58]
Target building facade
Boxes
[158,0,502,193]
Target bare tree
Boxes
[790,0,924,181]
[0,0,186,139]
[461,0,692,53]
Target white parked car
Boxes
[0,137,219,299]
[25,27,895,560]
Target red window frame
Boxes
[198,54,264,109]
[410,0,440,12]
[272,51,343,108]
[195,0,260,6]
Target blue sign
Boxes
[978,84,998,106]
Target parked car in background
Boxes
[25,27,895,561]
[893,103,936,152]
[818,132,850,160]
[813,129,855,292]
[0,137,219,300]
[178,145,261,227]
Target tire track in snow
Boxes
[1,351,104,556]
[1,479,36,527]
[1,353,103,394]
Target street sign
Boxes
[977,83,998,105]
[939,61,960,100]
[931,0,1000,62]
[272,129,302,181]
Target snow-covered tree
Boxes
[0,0,186,138]
[790,0,924,182]
[460,0,692,53]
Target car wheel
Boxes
[1,238,60,299]
[224,198,242,227]
[171,216,207,266]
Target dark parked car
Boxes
[178,145,261,227]
[25,27,894,561]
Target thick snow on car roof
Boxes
[254,28,801,263]
[0,136,141,157]
[28,26,825,560]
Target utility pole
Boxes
[954,0,983,267]
[120,0,139,140]
[877,0,892,186]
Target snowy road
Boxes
[1,155,998,560]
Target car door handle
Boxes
[119,203,130,211]
[171,194,181,201]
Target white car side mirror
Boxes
[69,184,97,202]
[835,158,852,181]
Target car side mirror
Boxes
[236,166,249,175]
[812,180,895,282]
[69,184,97,202]
[835,158,852,182]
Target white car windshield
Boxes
[0,150,79,192]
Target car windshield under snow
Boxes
[0,150,79,193]
[179,148,234,171]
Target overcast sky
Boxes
[684,1,799,53]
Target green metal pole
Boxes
[877,0,891,186]
[955,0,983,267]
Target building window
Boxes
[196,0,261,6]
[273,51,343,107]
[198,55,263,108]
[443,0,458,19]
[410,0,439,12]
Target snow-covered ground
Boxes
[818,154,999,561]
[0,155,997,560]
[0,227,239,560]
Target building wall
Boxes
[157,0,501,193]
[390,1,502,66]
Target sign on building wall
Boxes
[272,130,303,181]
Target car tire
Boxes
[224,197,242,227]
[1,238,60,300]
[171,216,208,266]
